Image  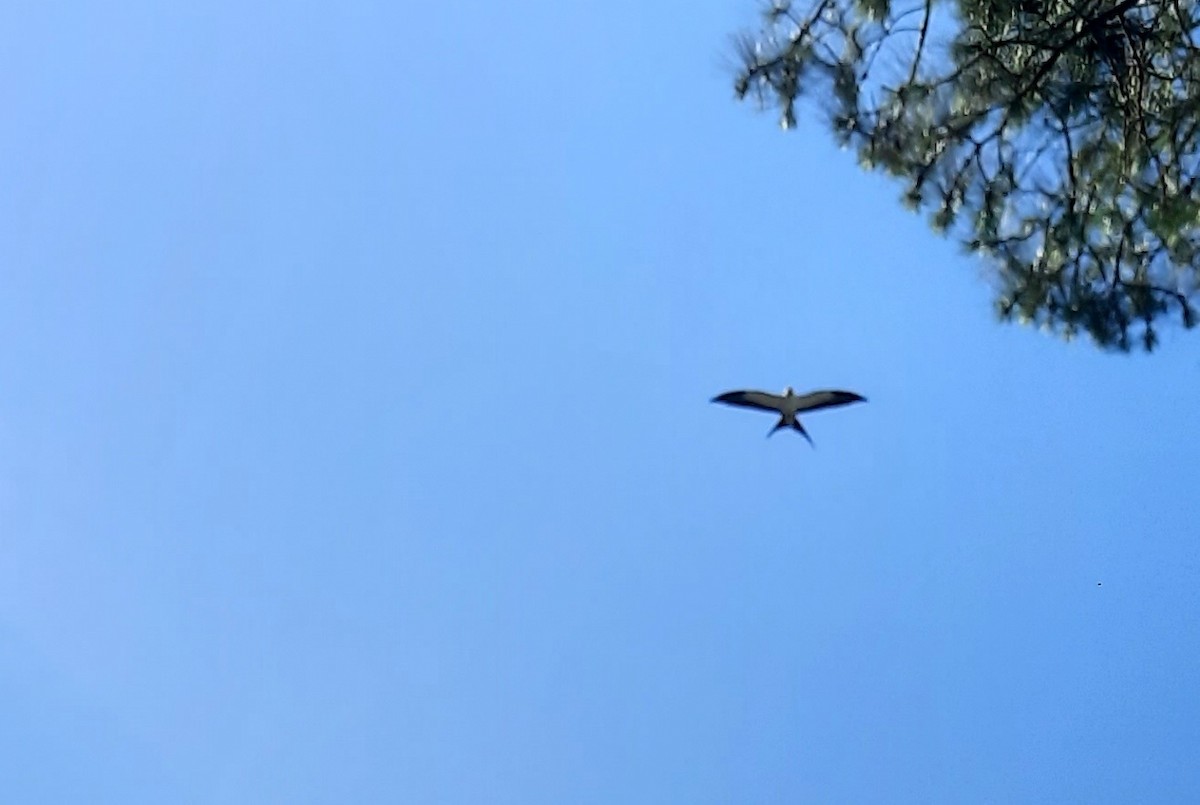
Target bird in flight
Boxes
[711,386,867,445]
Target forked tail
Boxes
[766,416,814,447]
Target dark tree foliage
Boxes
[734,0,1200,350]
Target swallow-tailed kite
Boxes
[711,386,866,445]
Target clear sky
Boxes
[2,2,1198,802]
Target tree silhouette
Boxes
[734,0,1200,350]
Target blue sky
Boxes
[1,1,1198,802]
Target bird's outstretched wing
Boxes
[711,390,785,413]
[792,390,867,413]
